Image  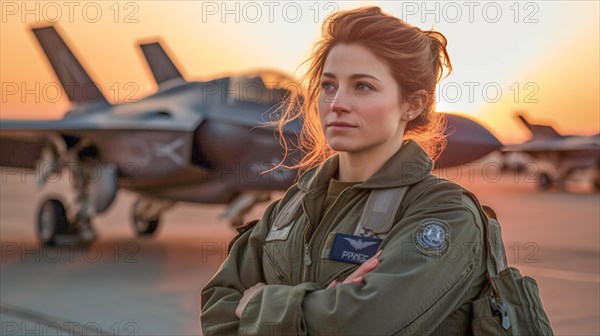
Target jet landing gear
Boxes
[221,191,271,228]
[133,212,160,236]
[131,198,175,237]
[537,172,569,192]
[36,197,98,246]
[537,173,553,191]
[36,160,97,246]
[35,148,118,246]
[37,199,70,246]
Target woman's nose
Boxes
[329,90,351,113]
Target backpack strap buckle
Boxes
[489,296,511,330]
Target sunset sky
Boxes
[1,0,598,143]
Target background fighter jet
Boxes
[0,26,501,246]
[501,114,600,191]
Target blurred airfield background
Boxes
[1,163,599,335]
[1,1,599,335]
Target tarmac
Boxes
[1,165,598,335]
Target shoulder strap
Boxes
[462,190,508,276]
[483,211,509,275]
[356,186,410,234]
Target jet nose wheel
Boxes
[37,199,69,246]
[132,200,160,236]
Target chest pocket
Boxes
[262,191,305,285]
[262,219,302,285]
[263,242,290,285]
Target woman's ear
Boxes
[401,89,428,121]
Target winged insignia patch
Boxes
[343,237,379,250]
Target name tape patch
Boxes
[329,233,382,265]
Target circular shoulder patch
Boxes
[413,219,451,257]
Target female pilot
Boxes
[201,6,488,335]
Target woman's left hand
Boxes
[235,282,266,319]
[326,250,383,289]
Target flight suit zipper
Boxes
[300,200,313,283]
[304,244,312,266]
[300,187,355,283]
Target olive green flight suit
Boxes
[201,140,487,335]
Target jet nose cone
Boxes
[435,113,503,168]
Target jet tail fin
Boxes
[516,114,562,139]
[32,26,109,106]
[139,42,185,85]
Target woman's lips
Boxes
[327,122,357,130]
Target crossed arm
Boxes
[200,196,483,335]
[234,250,383,318]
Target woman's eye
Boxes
[356,83,372,91]
[321,82,335,92]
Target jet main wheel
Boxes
[37,199,70,246]
[132,201,160,236]
[133,216,160,236]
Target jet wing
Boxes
[0,120,73,169]
[0,113,202,170]
[0,115,203,136]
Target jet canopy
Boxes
[227,70,300,105]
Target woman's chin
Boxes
[328,144,360,153]
[327,142,352,152]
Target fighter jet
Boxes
[501,114,600,191]
[0,26,501,246]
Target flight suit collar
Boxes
[297,139,433,194]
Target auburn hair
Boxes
[266,6,452,177]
